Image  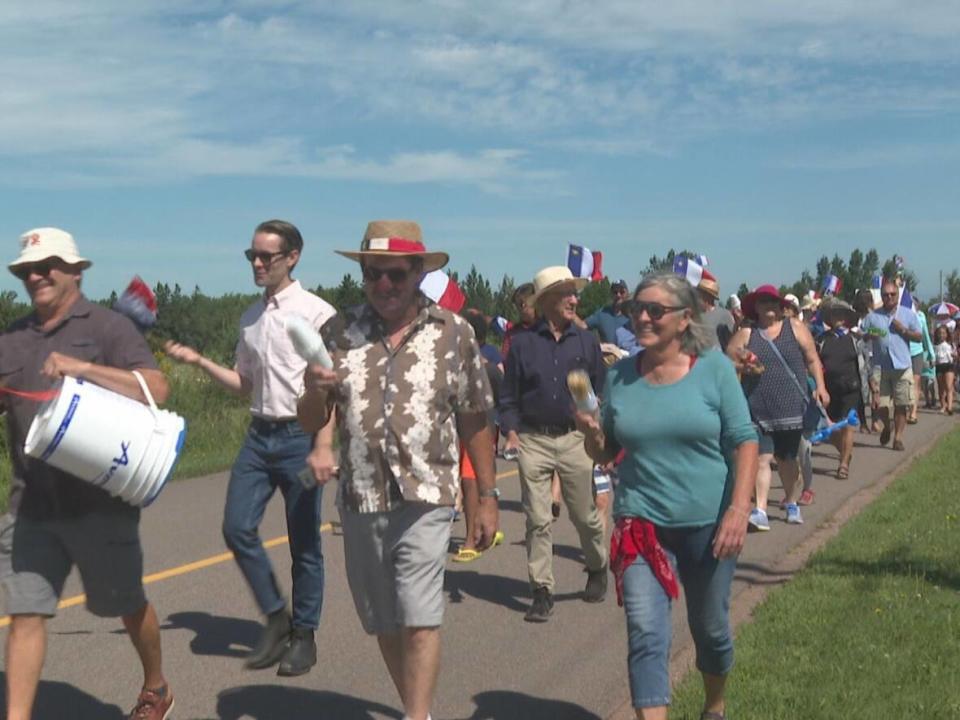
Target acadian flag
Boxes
[673,255,704,287]
[899,286,914,309]
[420,270,466,313]
[870,274,883,307]
[820,274,842,297]
[567,244,604,282]
[114,276,158,330]
[692,253,709,267]
[491,316,510,337]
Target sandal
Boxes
[836,465,849,480]
[452,547,482,563]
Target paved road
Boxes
[1,409,956,720]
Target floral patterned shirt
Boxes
[321,297,494,513]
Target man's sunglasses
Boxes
[244,249,288,264]
[362,266,412,284]
[12,260,57,281]
[629,301,687,321]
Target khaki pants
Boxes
[518,431,607,592]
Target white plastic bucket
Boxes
[23,372,187,507]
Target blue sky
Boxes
[0,1,956,303]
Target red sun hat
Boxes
[742,284,790,321]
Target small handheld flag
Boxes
[820,274,842,297]
[420,270,466,313]
[567,244,604,282]
[672,255,703,287]
[114,276,158,330]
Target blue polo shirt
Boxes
[499,319,605,434]
[862,306,920,371]
[585,305,630,344]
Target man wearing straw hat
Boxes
[164,220,335,677]
[696,269,735,351]
[499,265,608,623]
[0,228,174,720]
[298,220,499,720]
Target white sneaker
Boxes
[785,503,804,524]
[748,508,770,531]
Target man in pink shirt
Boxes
[165,220,335,676]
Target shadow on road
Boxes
[0,673,125,719]
[453,690,602,719]
[217,685,402,719]
[161,611,260,657]
[445,569,581,612]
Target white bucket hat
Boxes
[529,266,589,306]
[9,228,92,275]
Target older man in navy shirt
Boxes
[500,266,608,622]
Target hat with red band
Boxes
[336,220,449,273]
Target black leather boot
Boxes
[277,627,317,677]
[245,609,291,670]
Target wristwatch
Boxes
[479,487,501,499]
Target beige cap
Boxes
[10,227,91,276]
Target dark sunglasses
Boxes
[362,266,412,284]
[629,300,687,321]
[12,260,57,281]
[244,248,288,264]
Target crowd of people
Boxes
[1,222,957,720]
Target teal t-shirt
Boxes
[602,348,757,527]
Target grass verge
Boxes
[671,427,960,719]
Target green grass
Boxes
[0,361,249,512]
[671,428,960,720]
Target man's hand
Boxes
[474,495,500,551]
[306,445,337,486]
[304,364,339,394]
[815,386,830,408]
[41,352,91,380]
[164,340,202,366]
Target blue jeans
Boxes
[223,419,323,630]
[622,523,736,709]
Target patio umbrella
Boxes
[930,301,959,317]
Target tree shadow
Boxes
[217,685,401,719]
[445,569,581,612]
[812,544,960,592]
[160,611,260,658]
[455,690,602,720]
[0,673,126,719]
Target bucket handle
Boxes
[132,370,160,417]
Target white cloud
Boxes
[0,1,958,184]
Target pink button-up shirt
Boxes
[235,281,336,420]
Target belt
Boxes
[250,416,299,432]
[521,423,576,437]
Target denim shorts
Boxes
[0,510,146,618]
[339,502,454,635]
[622,522,736,709]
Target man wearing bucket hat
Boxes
[164,220,335,677]
[297,220,498,720]
[697,269,735,351]
[499,266,608,622]
[0,228,175,720]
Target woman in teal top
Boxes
[575,272,758,720]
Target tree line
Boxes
[0,247,956,366]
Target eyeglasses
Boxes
[629,301,687,321]
[362,266,412,284]
[244,249,288,265]
[12,260,57,281]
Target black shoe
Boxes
[879,424,891,446]
[523,587,554,623]
[583,567,608,603]
[245,609,291,670]
[551,502,561,521]
[277,628,317,677]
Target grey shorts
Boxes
[339,502,454,635]
[911,353,925,377]
[0,511,146,618]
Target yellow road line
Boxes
[0,468,519,629]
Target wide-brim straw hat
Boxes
[529,266,589,306]
[742,284,790,321]
[336,220,448,273]
[820,298,858,327]
[697,269,720,300]
[9,227,92,275]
